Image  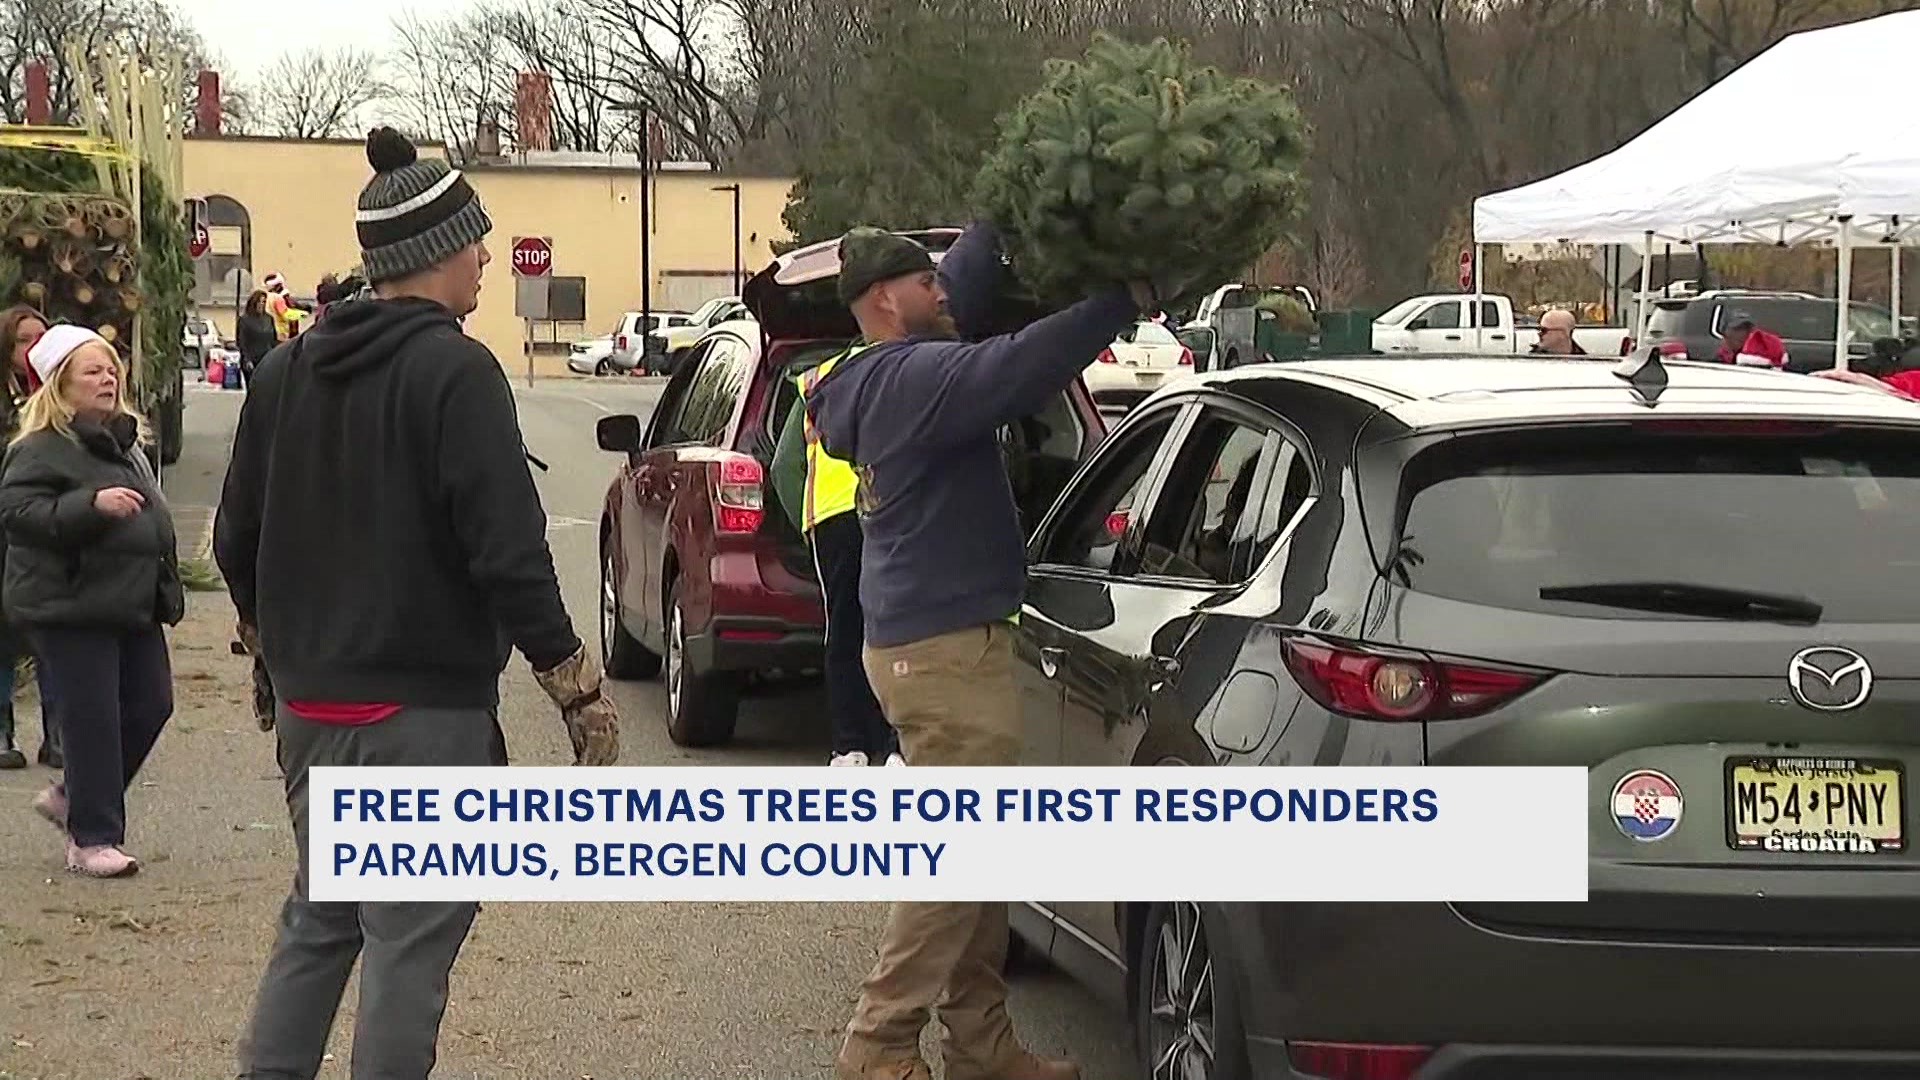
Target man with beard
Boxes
[805,223,1155,1080]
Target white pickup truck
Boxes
[1371,293,1630,357]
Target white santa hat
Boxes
[25,325,111,388]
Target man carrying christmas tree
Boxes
[807,222,1157,1080]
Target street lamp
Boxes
[610,101,652,361]
[712,183,741,295]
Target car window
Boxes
[1645,303,1689,344]
[648,342,714,446]
[1390,427,1920,622]
[1138,413,1272,586]
[1415,301,1461,330]
[1852,304,1896,340]
[678,337,753,445]
[1717,298,1887,342]
[1032,412,1177,573]
[1246,435,1313,571]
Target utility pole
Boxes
[713,182,742,294]
[611,101,653,365]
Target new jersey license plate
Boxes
[1725,756,1904,854]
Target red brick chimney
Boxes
[24,60,50,125]
[514,71,553,152]
[194,70,222,135]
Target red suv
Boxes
[595,227,1111,747]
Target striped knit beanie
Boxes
[355,127,493,284]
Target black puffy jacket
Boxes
[0,415,184,631]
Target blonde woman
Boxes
[0,325,183,878]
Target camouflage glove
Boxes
[235,621,276,732]
[533,646,620,766]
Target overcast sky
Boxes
[181,0,473,81]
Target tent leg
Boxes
[1634,232,1653,354]
[1836,217,1853,372]
[1893,244,1903,327]
[1473,243,1485,352]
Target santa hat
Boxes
[25,325,110,389]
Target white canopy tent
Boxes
[1471,9,1920,369]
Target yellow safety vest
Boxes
[795,346,867,531]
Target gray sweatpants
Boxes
[237,703,508,1080]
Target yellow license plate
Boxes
[1725,756,1904,854]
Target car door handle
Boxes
[1039,646,1066,679]
[1444,333,1462,341]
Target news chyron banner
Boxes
[307,767,1588,903]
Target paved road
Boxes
[0,374,1133,1080]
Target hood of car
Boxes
[743,227,964,343]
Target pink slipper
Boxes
[31,785,67,830]
[65,841,139,878]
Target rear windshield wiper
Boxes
[1537,581,1824,624]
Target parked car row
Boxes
[567,296,763,377]
[568,310,698,376]
[597,228,1920,1079]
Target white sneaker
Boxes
[885,752,907,767]
[830,751,869,767]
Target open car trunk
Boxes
[741,225,1108,566]
[746,339,855,584]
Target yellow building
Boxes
[181,135,793,373]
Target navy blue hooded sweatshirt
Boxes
[807,223,1140,648]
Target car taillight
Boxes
[1288,1041,1433,1080]
[711,453,763,534]
[1280,635,1545,721]
[1097,347,1117,364]
[618,335,628,350]
[1177,346,1193,366]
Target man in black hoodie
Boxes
[809,224,1155,1080]
[217,127,618,1079]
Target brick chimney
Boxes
[24,60,50,125]
[194,70,222,135]
[514,70,553,153]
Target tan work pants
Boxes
[839,622,1024,1079]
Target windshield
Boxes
[1375,297,1425,325]
[1389,426,1920,622]
[1119,321,1179,345]
[687,297,730,325]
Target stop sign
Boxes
[1457,248,1473,290]
[188,220,210,259]
[511,236,553,277]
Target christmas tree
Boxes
[973,34,1309,313]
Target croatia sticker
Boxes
[1611,769,1683,842]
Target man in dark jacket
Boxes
[807,223,1153,1080]
[217,126,618,1080]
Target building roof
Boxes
[184,132,450,150]
[461,149,791,181]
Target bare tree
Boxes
[387,9,523,156]
[250,46,388,139]
[2,0,222,127]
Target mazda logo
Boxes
[1787,647,1873,712]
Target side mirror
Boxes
[597,413,645,453]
